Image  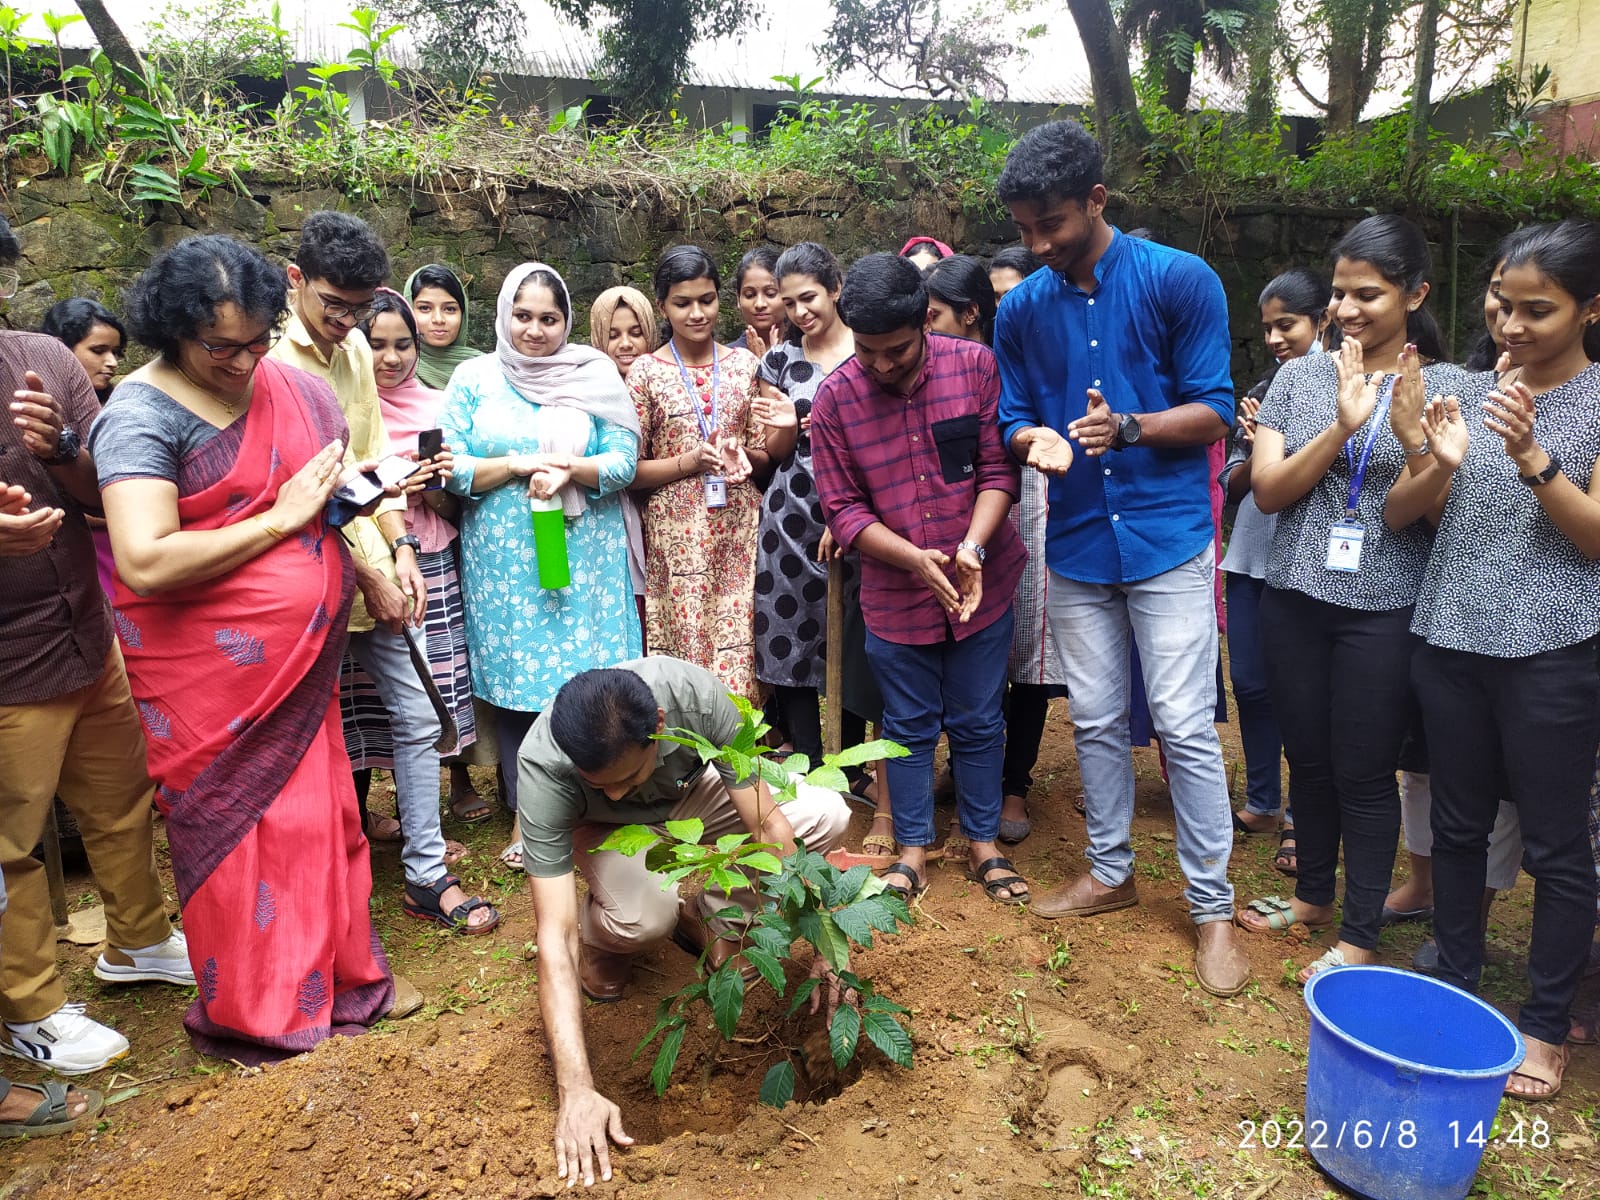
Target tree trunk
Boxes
[1323,15,1364,135]
[1243,1,1277,136]
[1405,0,1440,178]
[1161,53,1195,113]
[73,0,144,77]
[1064,0,1150,181]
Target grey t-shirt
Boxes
[90,380,223,485]
[1412,365,1600,656]
[1255,354,1466,612]
[517,656,753,878]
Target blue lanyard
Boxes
[668,339,719,442]
[1343,377,1395,517]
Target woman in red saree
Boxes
[91,235,394,1063]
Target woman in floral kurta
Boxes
[440,264,642,788]
[627,246,767,699]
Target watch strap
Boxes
[1519,456,1562,487]
[956,539,986,564]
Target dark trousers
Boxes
[865,608,1013,847]
[1001,682,1057,799]
[1414,639,1600,1045]
[1259,587,1415,951]
[765,687,869,784]
[495,707,539,811]
[1226,573,1287,820]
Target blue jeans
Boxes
[1225,572,1288,822]
[864,608,1014,849]
[1045,548,1235,923]
[347,626,447,888]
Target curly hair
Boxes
[41,298,126,350]
[996,120,1104,207]
[837,253,928,335]
[123,235,288,360]
[295,211,390,290]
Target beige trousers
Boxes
[0,644,172,1021]
[573,767,851,953]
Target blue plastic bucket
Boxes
[1302,965,1524,1200]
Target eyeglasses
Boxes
[315,291,376,323]
[194,329,282,360]
[0,268,20,301]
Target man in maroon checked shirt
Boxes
[810,252,1030,906]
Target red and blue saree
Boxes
[112,358,393,1063]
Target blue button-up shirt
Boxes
[996,230,1234,585]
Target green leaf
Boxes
[786,976,820,1016]
[127,163,180,204]
[862,991,910,1016]
[709,904,746,924]
[597,825,660,857]
[825,738,910,769]
[781,753,810,776]
[654,727,720,762]
[805,764,850,793]
[741,945,785,994]
[828,901,876,948]
[715,832,751,853]
[649,1025,686,1096]
[707,865,747,893]
[643,841,677,874]
[739,851,784,875]
[823,864,871,908]
[748,922,790,959]
[829,1003,861,1069]
[707,962,745,1040]
[758,1060,795,1108]
[632,1009,683,1062]
[852,894,909,935]
[663,818,705,844]
[862,1011,913,1068]
[814,912,851,971]
[724,748,754,783]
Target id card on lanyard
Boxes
[1325,379,1393,574]
[669,340,726,509]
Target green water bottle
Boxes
[530,495,571,589]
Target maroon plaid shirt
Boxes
[812,334,1025,645]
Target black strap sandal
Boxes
[403,873,502,936]
[1274,829,1298,877]
[881,861,927,901]
[967,855,1030,904]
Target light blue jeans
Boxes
[347,625,447,888]
[1046,547,1235,923]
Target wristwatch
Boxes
[1111,413,1142,450]
[1520,456,1562,487]
[957,539,986,564]
[390,533,423,556]
[43,427,81,465]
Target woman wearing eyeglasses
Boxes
[89,235,399,1063]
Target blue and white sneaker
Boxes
[2,1002,130,1075]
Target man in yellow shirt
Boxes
[271,212,498,944]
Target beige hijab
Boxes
[589,287,660,358]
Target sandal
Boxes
[0,1080,104,1139]
[1232,810,1273,836]
[498,840,523,869]
[1570,1004,1598,1046]
[1297,946,1350,985]
[1274,829,1298,877]
[882,861,927,901]
[449,789,492,824]
[366,812,404,843]
[1380,903,1434,927]
[1235,896,1334,935]
[403,873,501,936]
[442,839,468,868]
[967,855,1029,904]
[1505,1038,1570,1100]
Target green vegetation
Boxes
[597,695,915,1110]
[0,4,1594,223]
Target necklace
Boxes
[173,361,246,417]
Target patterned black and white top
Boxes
[1255,353,1466,612]
[1412,364,1600,656]
[754,341,842,687]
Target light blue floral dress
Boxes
[440,355,642,712]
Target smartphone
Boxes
[418,428,444,491]
[326,454,423,526]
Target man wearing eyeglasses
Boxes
[269,213,475,940]
[0,213,195,1077]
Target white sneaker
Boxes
[2,1002,130,1075]
[94,929,195,986]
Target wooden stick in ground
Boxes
[44,803,70,931]
[824,556,843,756]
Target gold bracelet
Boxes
[255,513,287,541]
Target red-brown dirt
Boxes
[4,702,1598,1199]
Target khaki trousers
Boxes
[0,644,172,1021]
[573,767,851,954]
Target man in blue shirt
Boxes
[994,120,1248,998]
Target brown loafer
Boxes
[1028,873,1138,919]
[579,944,632,1002]
[1194,920,1250,997]
[672,905,760,982]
